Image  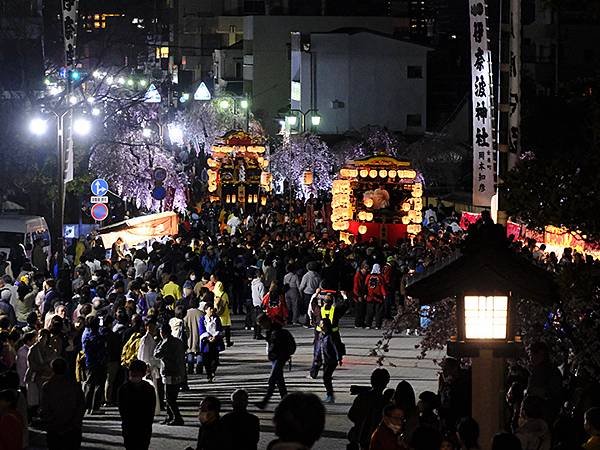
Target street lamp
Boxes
[29,118,49,136]
[218,99,231,110]
[167,123,184,145]
[73,117,92,136]
[285,109,321,133]
[142,127,152,138]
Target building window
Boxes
[156,46,169,59]
[407,114,422,127]
[407,65,423,78]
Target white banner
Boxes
[469,0,495,207]
[62,0,79,67]
[508,0,521,169]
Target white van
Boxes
[0,215,51,259]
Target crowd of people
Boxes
[0,195,598,450]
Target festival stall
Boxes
[459,212,600,259]
[207,130,271,208]
[331,155,423,244]
[98,211,179,249]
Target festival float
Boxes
[207,130,271,208]
[331,155,423,244]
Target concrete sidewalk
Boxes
[31,316,442,449]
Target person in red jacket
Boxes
[365,264,386,329]
[262,281,289,327]
[352,262,369,328]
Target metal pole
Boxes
[56,111,66,271]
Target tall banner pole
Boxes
[469,0,495,208]
[508,0,521,169]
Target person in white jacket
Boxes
[137,319,162,414]
[250,269,266,340]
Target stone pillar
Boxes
[471,349,505,450]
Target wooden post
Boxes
[471,349,505,450]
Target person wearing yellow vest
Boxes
[308,282,348,380]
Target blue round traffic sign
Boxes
[91,203,109,221]
[151,186,167,201]
[91,178,109,196]
[153,168,167,182]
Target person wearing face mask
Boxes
[369,404,411,450]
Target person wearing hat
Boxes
[365,263,386,329]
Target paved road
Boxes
[31,316,443,449]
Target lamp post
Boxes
[285,109,320,134]
[216,94,251,131]
[29,109,92,270]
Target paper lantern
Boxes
[407,224,422,235]
[303,170,314,186]
[360,169,369,178]
[379,169,388,178]
[369,169,377,178]
[340,221,350,231]
[261,196,267,206]
[364,198,374,208]
[402,202,411,212]
[358,224,368,235]
[349,169,358,178]
[402,216,410,225]
[340,168,350,178]
[232,194,237,203]
[260,171,272,187]
[365,212,373,222]
[226,195,231,203]
[358,211,366,221]
[253,194,258,203]
[388,169,397,178]
[207,158,218,168]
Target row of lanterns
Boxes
[331,179,352,231]
[339,167,417,180]
[224,194,267,205]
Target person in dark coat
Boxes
[154,322,186,425]
[188,396,226,450]
[118,360,156,450]
[312,318,340,404]
[221,389,260,450]
[41,358,85,450]
[255,314,296,409]
[348,368,391,450]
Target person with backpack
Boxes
[365,264,386,329]
[255,314,296,409]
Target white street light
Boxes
[126,78,134,87]
[219,99,231,110]
[311,115,321,127]
[69,95,78,105]
[29,118,48,136]
[285,115,297,126]
[142,127,152,138]
[117,77,125,85]
[73,117,92,136]
[87,97,95,104]
[49,85,63,96]
[91,107,101,117]
[139,79,148,87]
[240,99,249,109]
[167,123,184,145]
